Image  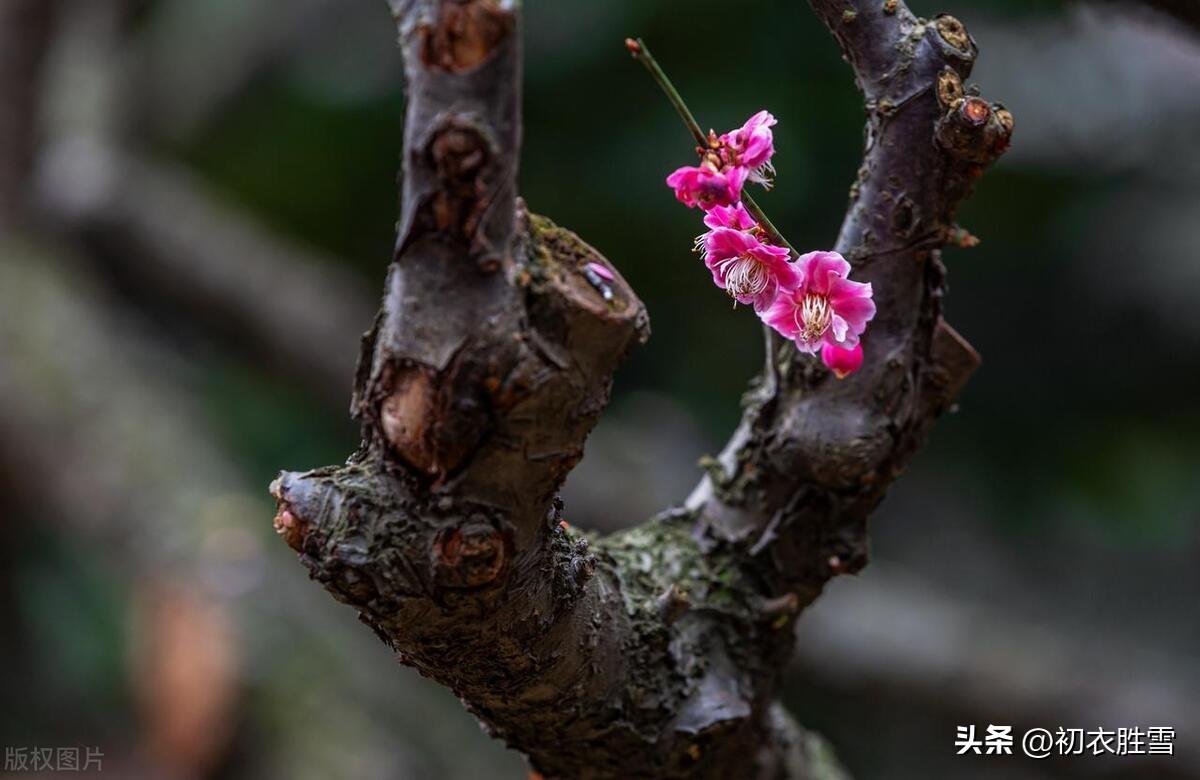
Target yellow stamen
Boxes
[796,293,832,343]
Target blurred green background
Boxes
[1,0,1198,778]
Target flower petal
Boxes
[666,166,701,207]
[820,343,863,378]
[829,313,849,344]
[723,166,749,202]
[703,227,757,263]
[798,251,851,295]
[759,290,801,340]
[703,203,757,231]
[834,294,875,335]
[585,262,614,281]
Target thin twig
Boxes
[626,37,798,258]
[741,196,797,258]
[625,38,705,146]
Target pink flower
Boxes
[702,202,758,232]
[694,202,759,252]
[820,342,864,378]
[703,227,796,310]
[720,110,777,185]
[760,251,875,353]
[666,163,748,210]
[665,112,779,207]
[584,261,613,281]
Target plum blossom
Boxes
[702,202,758,231]
[820,342,864,379]
[659,104,875,370]
[693,202,758,252]
[702,227,795,311]
[666,110,778,208]
[719,110,777,186]
[760,251,875,353]
[666,160,748,210]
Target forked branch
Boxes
[271,1,1011,777]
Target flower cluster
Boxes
[666,112,874,377]
[667,110,776,210]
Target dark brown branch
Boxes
[272,0,1009,777]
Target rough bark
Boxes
[271,1,1011,777]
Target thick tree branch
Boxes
[272,0,1008,777]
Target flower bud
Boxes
[820,342,863,378]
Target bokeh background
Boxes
[2,0,1198,778]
